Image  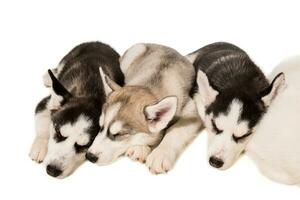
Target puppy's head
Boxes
[86,69,177,165]
[194,70,285,170]
[44,70,101,178]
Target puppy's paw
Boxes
[146,147,177,174]
[29,138,48,163]
[126,146,151,163]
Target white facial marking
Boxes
[110,121,124,135]
[44,115,92,178]
[104,103,121,127]
[216,99,243,132]
[207,99,251,170]
[88,100,163,165]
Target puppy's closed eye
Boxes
[232,131,252,143]
[54,125,67,142]
[211,119,223,135]
[108,130,130,140]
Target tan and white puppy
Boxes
[86,43,203,174]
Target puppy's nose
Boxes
[46,165,62,177]
[86,152,98,163]
[209,156,224,168]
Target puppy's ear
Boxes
[144,96,177,133]
[196,70,219,106]
[99,67,121,96]
[260,72,285,106]
[48,70,72,110]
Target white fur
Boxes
[261,73,285,106]
[88,101,162,164]
[126,145,151,163]
[246,56,300,185]
[89,131,160,165]
[110,121,124,135]
[43,115,92,178]
[99,67,113,95]
[48,89,64,110]
[196,70,219,106]
[185,52,198,63]
[146,99,202,174]
[29,103,51,163]
[42,63,64,87]
[88,44,202,173]
[120,43,146,74]
[202,99,250,170]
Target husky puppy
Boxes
[244,56,300,185]
[187,42,284,170]
[29,42,124,178]
[86,43,202,174]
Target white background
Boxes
[0,0,299,199]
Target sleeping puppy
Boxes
[187,42,284,170]
[29,42,124,178]
[86,43,203,174]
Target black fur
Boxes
[35,96,50,114]
[48,70,72,103]
[191,42,270,128]
[35,41,124,151]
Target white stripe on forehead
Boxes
[216,99,243,130]
[59,115,92,145]
[104,102,121,126]
[109,121,124,135]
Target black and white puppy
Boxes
[29,42,124,178]
[187,42,284,170]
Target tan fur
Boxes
[106,86,157,133]
[88,44,202,171]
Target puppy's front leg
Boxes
[29,96,51,163]
[126,145,151,163]
[146,99,203,174]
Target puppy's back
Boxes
[56,42,124,98]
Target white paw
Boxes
[29,138,48,163]
[146,147,177,174]
[43,72,52,88]
[125,146,151,163]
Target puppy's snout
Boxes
[46,164,62,177]
[86,152,99,163]
[209,156,224,168]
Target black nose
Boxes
[86,152,98,163]
[46,165,62,177]
[209,156,224,168]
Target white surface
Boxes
[0,0,299,199]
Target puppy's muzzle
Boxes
[46,164,63,177]
[209,156,224,168]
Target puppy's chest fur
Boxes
[122,44,195,114]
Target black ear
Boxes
[259,72,285,106]
[48,69,72,101]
